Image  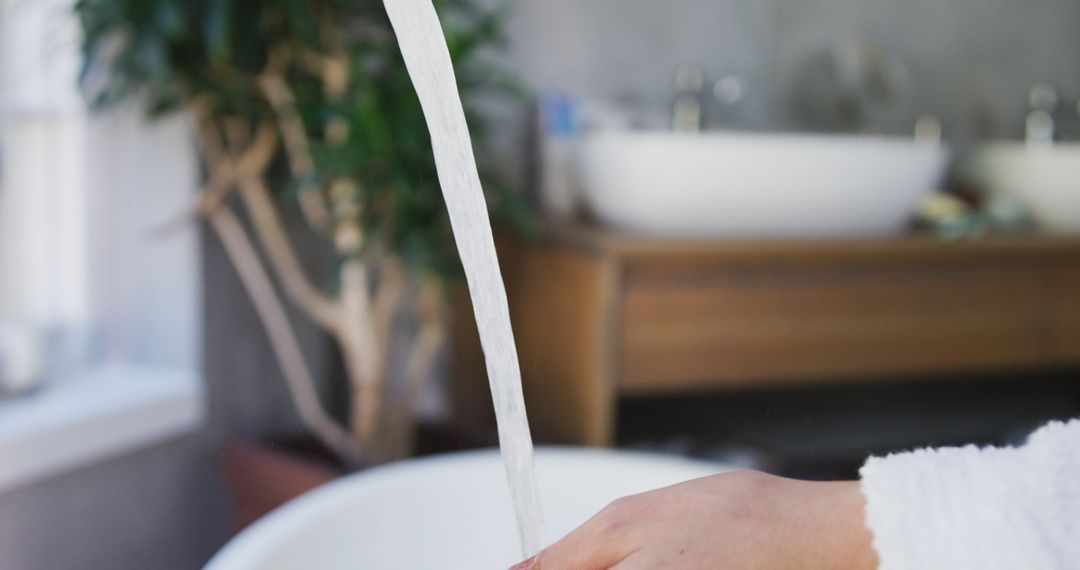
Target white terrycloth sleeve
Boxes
[859,419,1080,570]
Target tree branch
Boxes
[402,276,446,412]
[208,205,362,466]
[338,259,383,446]
[374,257,406,368]
[236,175,342,333]
[193,117,342,333]
[374,274,447,459]
[151,115,276,236]
[257,72,331,232]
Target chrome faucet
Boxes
[713,74,749,107]
[672,65,704,132]
[1025,83,1057,147]
[914,115,942,143]
[829,38,910,131]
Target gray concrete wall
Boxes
[488,0,1080,139]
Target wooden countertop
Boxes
[533,222,1080,265]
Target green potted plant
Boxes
[76,0,526,519]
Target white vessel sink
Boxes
[205,448,728,570]
[577,132,949,238]
[968,142,1080,233]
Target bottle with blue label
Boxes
[538,93,580,219]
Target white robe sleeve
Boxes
[859,419,1080,570]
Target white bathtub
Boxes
[205,448,730,569]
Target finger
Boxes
[538,502,636,570]
[508,554,539,570]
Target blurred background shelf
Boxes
[454,223,1080,448]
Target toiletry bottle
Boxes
[537,93,580,220]
[672,65,704,132]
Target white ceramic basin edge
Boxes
[577,131,949,238]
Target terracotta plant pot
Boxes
[223,423,495,532]
[224,439,344,532]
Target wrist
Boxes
[820,481,878,570]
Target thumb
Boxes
[530,501,634,570]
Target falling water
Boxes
[381,0,546,558]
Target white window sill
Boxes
[0,363,204,494]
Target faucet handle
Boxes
[675,65,704,94]
[1028,83,1058,112]
[713,75,749,106]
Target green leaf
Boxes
[281,0,319,46]
[74,0,533,279]
[155,1,187,40]
[205,0,233,61]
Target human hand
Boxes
[510,470,877,570]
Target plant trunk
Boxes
[338,259,384,451]
[335,262,448,463]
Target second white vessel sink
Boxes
[967,142,1080,234]
[577,131,949,238]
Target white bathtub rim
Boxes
[204,446,728,569]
